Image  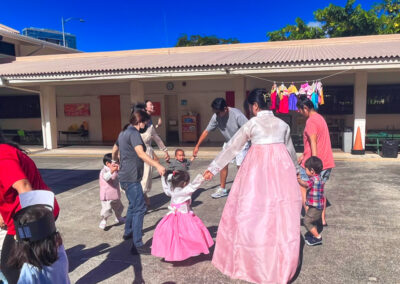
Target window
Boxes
[0,95,41,118]
[38,37,61,45]
[318,86,354,115]
[367,85,400,114]
[0,41,15,56]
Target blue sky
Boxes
[1,0,377,52]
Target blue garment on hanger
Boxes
[288,93,298,111]
[311,92,319,110]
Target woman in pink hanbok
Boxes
[204,89,302,284]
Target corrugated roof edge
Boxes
[10,33,400,62]
[2,56,400,77]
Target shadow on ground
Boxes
[69,239,151,284]
[39,169,99,194]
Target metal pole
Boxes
[61,17,66,47]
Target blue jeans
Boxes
[120,182,146,247]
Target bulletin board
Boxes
[64,103,90,116]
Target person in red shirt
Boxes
[296,96,335,227]
[0,130,60,284]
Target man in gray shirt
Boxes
[193,98,249,198]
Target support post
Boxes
[233,76,247,114]
[352,71,367,155]
[40,86,58,149]
[130,81,145,106]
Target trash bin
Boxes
[382,140,399,158]
[342,129,353,153]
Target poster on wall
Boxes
[64,103,90,116]
[152,102,161,116]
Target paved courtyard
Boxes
[31,155,400,284]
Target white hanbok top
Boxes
[208,110,298,175]
[161,174,204,214]
[141,125,167,154]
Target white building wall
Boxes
[2,71,400,147]
[144,78,238,143]
[56,82,130,142]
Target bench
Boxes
[58,130,89,142]
[366,132,400,155]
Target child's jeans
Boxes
[100,199,124,219]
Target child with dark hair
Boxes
[151,171,213,261]
[167,149,195,172]
[99,153,125,230]
[297,156,325,246]
[9,204,69,284]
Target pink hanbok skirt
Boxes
[152,202,214,261]
[212,144,302,284]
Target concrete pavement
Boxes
[31,155,400,284]
[27,145,400,161]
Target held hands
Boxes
[156,164,166,176]
[164,152,170,162]
[193,146,199,158]
[297,154,304,165]
[110,162,119,173]
[203,170,214,181]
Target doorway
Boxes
[100,95,121,142]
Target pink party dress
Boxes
[208,110,302,284]
[151,174,214,261]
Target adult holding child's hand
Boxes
[202,170,213,181]
[115,109,165,256]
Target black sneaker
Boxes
[305,235,322,246]
[123,233,132,241]
[131,245,151,255]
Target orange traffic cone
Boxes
[351,126,365,155]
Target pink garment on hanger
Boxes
[270,90,278,110]
[278,95,289,113]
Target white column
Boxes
[233,76,247,113]
[130,81,145,105]
[40,86,58,149]
[353,71,367,151]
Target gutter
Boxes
[0,76,40,93]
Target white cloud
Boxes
[307,21,323,28]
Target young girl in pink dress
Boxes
[151,171,214,261]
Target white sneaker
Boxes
[211,188,228,199]
[99,219,107,230]
[115,217,126,224]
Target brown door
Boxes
[100,95,121,142]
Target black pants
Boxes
[1,234,20,284]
